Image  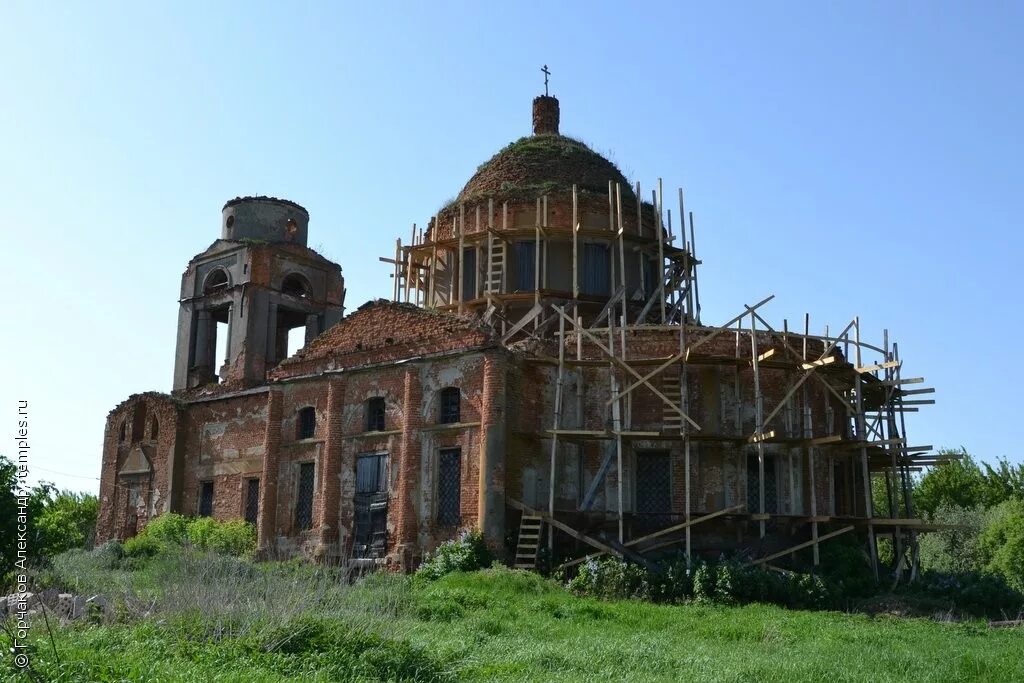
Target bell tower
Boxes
[172,196,345,391]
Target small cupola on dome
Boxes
[532,95,560,135]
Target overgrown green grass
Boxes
[7,557,1023,682]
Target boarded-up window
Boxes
[582,243,610,296]
[440,387,460,424]
[198,481,214,517]
[297,406,316,439]
[437,448,461,526]
[515,241,536,292]
[636,451,671,516]
[461,247,477,300]
[366,397,385,432]
[244,478,259,525]
[295,462,315,530]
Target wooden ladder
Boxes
[663,370,683,431]
[486,236,505,294]
[513,515,543,569]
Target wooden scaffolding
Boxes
[384,180,939,581]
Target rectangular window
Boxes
[437,448,461,526]
[461,247,477,301]
[642,254,660,300]
[198,480,214,517]
[244,478,260,525]
[747,453,778,514]
[295,462,315,530]
[297,407,316,440]
[582,243,610,296]
[514,241,536,292]
[366,397,386,432]
[636,451,671,516]
[440,387,460,424]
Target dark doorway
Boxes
[244,478,260,525]
[636,451,672,524]
[746,453,778,514]
[354,453,389,558]
[198,480,214,517]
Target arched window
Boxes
[281,273,311,299]
[440,387,460,424]
[203,268,230,295]
[118,420,127,442]
[297,406,316,440]
[366,397,385,432]
[149,417,159,440]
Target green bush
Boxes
[567,556,652,600]
[910,570,1024,618]
[208,519,257,556]
[143,512,190,545]
[569,556,836,610]
[123,532,164,558]
[94,540,125,569]
[120,513,256,558]
[416,529,494,581]
[186,516,218,549]
[978,498,1024,591]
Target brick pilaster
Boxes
[257,389,283,553]
[395,368,422,563]
[479,353,507,548]
[316,378,346,555]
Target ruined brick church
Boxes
[98,93,935,575]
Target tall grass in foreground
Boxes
[5,547,1023,682]
[44,547,413,640]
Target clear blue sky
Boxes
[2,2,1021,493]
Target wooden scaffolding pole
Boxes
[392,238,401,301]
[657,179,666,323]
[689,209,701,324]
[804,313,820,566]
[535,198,541,322]
[854,317,880,579]
[549,307,566,556]
[404,224,416,303]
[751,312,767,538]
[607,312,625,542]
[572,185,579,306]
[457,205,465,314]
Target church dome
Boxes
[455,96,635,205]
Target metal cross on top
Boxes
[541,64,551,96]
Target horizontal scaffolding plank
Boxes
[856,360,900,373]
[801,356,837,370]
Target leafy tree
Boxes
[918,504,988,574]
[0,455,21,578]
[914,450,1024,518]
[0,454,99,577]
[979,458,1024,505]
[914,450,990,517]
[34,489,98,558]
[978,498,1024,592]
